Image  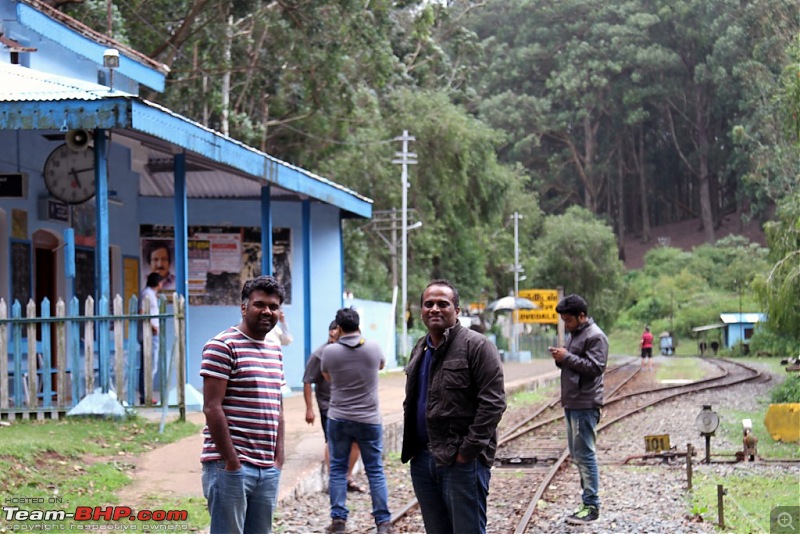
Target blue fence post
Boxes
[69,297,81,406]
[41,297,52,408]
[127,296,139,406]
[11,300,22,408]
[158,294,167,405]
[98,296,110,393]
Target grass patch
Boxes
[608,329,640,356]
[0,415,202,531]
[654,356,709,382]
[507,385,558,409]
[689,471,799,532]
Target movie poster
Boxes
[139,225,291,305]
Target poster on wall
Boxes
[140,225,292,306]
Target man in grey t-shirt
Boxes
[320,308,392,534]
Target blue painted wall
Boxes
[346,297,398,370]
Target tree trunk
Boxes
[694,87,715,243]
[221,14,233,137]
[637,129,651,243]
[583,115,598,213]
[616,140,626,261]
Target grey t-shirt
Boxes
[320,333,384,425]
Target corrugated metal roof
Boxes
[719,313,766,324]
[0,63,373,215]
[0,62,133,101]
[691,323,726,332]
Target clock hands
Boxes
[68,167,93,188]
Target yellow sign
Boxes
[644,434,671,453]
[518,289,559,324]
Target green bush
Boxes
[748,329,800,357]
[771,375,800,403]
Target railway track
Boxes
[386,357,762,534]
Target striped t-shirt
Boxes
[200,326,284,467]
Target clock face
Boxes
[43,144,96,204]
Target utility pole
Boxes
[393,131,417,362]
[360,209,421,291]
[512,212,522,357]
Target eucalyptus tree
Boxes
[465,0,667,219]
[752,37,800,343]
[649,0,799,243]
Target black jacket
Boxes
[401,323,506,467]
[557,318,608,409]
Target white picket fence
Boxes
[0,293,186,420]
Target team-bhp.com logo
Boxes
[2,504,189,531]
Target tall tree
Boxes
[531,206,625,329]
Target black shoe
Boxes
[566,504,599,525]
[326,518,346,533]
[376,522,393,534]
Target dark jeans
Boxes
[409,448,491,534]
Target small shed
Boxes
[692,313,766,353]
[720,313,766,350]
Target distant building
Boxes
[692,313,766,352]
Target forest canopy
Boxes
[63,0,800,334]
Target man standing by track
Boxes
[401,279,506,534]
[320,307,392,534]
[549,294,608,525]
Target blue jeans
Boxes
[327,418,391,524]
[201,460,281,534]
[409,448,491,534]
[564,408,601,508]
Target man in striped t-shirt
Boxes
[200,275,286,534]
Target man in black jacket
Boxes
[401,279,506,534]
[549,294,608,525]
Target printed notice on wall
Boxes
[140,225,291,306]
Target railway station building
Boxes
[0,0,376,405]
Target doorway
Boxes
[32,229,60,393]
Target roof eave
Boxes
[0,96,373,218]
[16,1,168,92]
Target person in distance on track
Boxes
[549,294,608,525]
[640,325,654,370]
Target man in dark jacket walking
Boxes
[401,279,506,534]
[549,294,608,525]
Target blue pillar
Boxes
[261,185,273,275]
[94,130,111,392]
[302,200,312,356]
[173,153,189,370]
[94,130,110,302]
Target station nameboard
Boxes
[518,289,559,324]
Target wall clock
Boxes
[43,143,96,204]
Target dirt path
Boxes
[116,372,411,510]
[116,411,207,508]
